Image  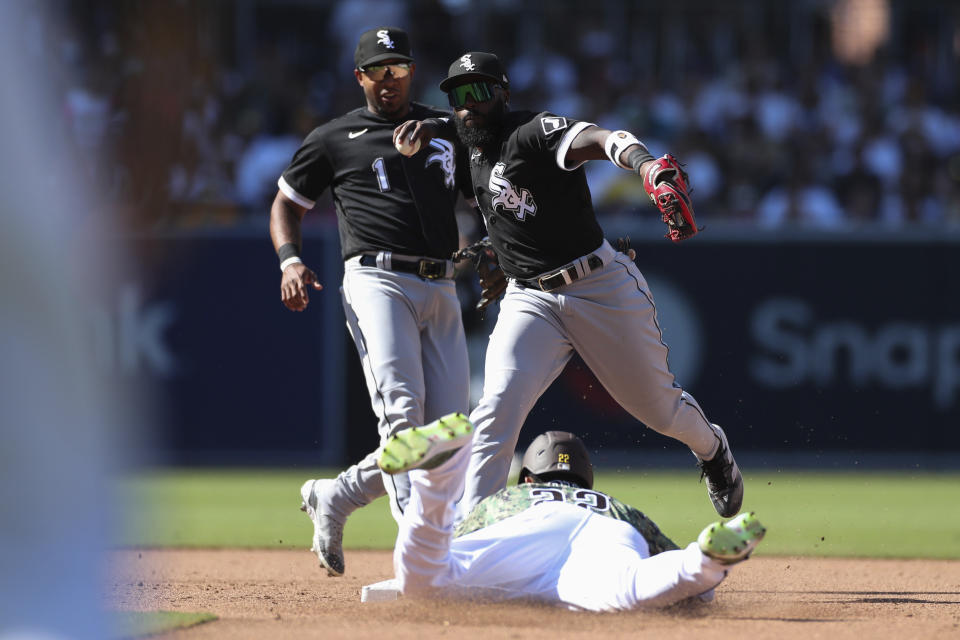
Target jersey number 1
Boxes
[371,157,391,192]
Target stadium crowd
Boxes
[33,0,960,230]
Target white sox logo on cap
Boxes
[460,54,476,71]
[377,29,395,48]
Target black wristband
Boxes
[277,242,300,262]
[627,146,655,175]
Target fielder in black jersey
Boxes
[279,101,465,261]
[395,52,746,524]
[454,108,605,279]
[273,27,472,579]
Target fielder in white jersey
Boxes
[271,28,475,576]
[377,414,767,611]
[394,51,745,523]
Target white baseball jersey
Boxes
[394,445,728,611]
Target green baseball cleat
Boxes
[378,412,474,474]
[697,511,766,564]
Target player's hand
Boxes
[476,248,507,311]
[281,262,323,312]
[616,236,637,261]
[392,120,435,156]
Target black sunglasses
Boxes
[361,63,412,81]
[447,81,498,108]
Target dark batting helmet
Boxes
[518,431,593,489]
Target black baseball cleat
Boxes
[696,424,744,518]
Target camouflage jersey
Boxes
[454,482,679,556]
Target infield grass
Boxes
[116,469,960,559]
[113,611,216,637]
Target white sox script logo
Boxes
[489,162,536,221]
[459,54,476,71]
[376,30,395,48]
[425,139,456,189]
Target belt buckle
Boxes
[418,260,444,279]
[537,273,559,292]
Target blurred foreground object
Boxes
[831,0,891,65]
[0,3,140,638]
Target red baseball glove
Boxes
[643,154,699,242]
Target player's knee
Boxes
[471,389,532,433]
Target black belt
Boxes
[358,254,450,279]
[514,254,604,292]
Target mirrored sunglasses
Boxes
[361,63,411,81]
[447,81,497,108]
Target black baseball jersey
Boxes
[458,110,605,279]
[279,102,469,260]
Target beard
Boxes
[454,97,507,150]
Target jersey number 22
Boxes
[530,488,610,512]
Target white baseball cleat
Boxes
[377,412,474,474]
[299,479,345,576]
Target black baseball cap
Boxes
[354,27,413,69]
[439,52,509,92]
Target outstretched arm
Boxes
[565,126,655,178]
[567,126,699,242]
[269,191,323,311]
[393,118,457,157]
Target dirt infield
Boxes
[108,549,960,639]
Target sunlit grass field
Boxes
[116,468,960,559]
[113,611,217,637]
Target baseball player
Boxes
[393,52,744,522]
[376,414,766,611]
[271,27,473,577]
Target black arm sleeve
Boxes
[422,117,457,141]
